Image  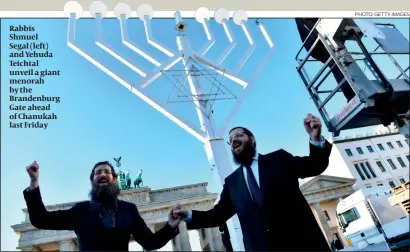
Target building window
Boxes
[356,147,364,154]
[359,163,372,179]
[345,149,353,156]
[388,181,396,188]
[377,144,385,151]
[365,184,372,188]
[338,207,360,228]
[399,178,406,184]
[323,210,331,221]
[387,159,397,170]
[376,161,386,172]
[354,164,366,180]
[365,162,377,178]
[367,145,374,153]
[377,182,383,186]
[397,157,406,167]
[201,229,206,239]
[387,142,394,149]
[406,155,409,162]
[396,141,403,147]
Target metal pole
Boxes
[175,25,245,250]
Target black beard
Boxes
[232,141,256,167]
[89,181,121,203]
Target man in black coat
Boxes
[23,160,180,251]
[173,113,333,251]
[295,18,356,101]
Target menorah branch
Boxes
[217,17,237,64]
[94,13,148,77]
[235,21,256,73]
[194,7,216,56]
[119,16,161,67]
[138,4,176,57]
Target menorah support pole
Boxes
[204,139,245,251]
[175,11,245,250]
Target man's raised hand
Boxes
[303,113,322,141]
[26,161,39,189]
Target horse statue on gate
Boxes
[125,170,132,189]
[116,170,123,189]
[120,171,127,190]
[134,169,143,188]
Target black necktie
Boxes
[245,165,263,208]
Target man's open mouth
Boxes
[233,142,242,150]
[98,179,108,184]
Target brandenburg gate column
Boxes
[58,239,77,251]
[170,222,191,251]
[205,228,215,250]
[197,229,207,249]
[196,228,220,251]
[177,222,192,251]
[210,227,225,251]
[171,234,181,251]
[204,227,225,251]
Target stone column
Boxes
[312,202,332,248]
[211,227,225,251]
[59,240,76,251]
[177,222,192,251]
[171,235,181,251]
[197,229,207,249]
[195,228,221,251]
[205,228,215,250]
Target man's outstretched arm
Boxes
[131,205,179,251]
[180,182,236,230]
[281,136,332,179]
[281,113,333,179]
[23,186,78,230]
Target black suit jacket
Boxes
[186,141,333,251]
[23,187,178,251]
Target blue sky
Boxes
[1,17,409,250]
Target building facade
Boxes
[323,131,409,190]
[300,175,357,249]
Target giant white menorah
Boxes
[64,1,275,250]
